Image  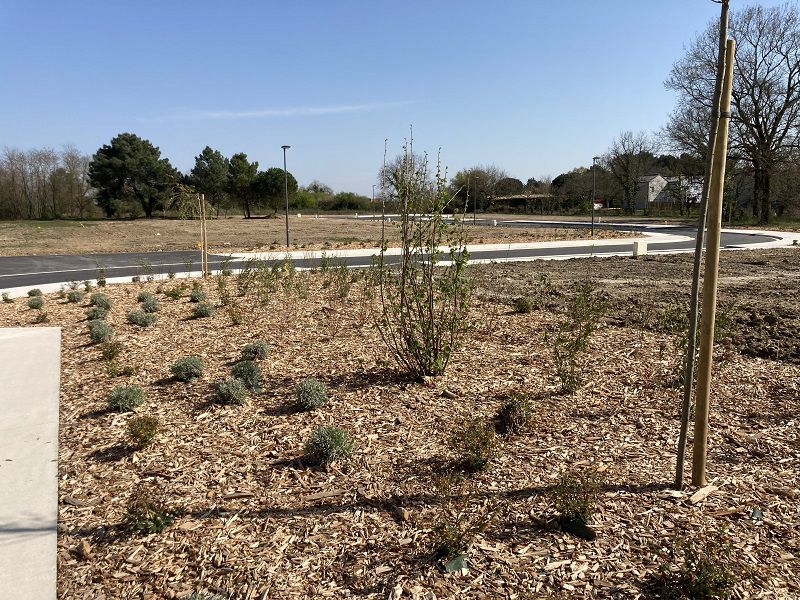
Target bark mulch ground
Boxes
[0,252,797,599]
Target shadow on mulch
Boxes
[79,407,114,419]
[263,402,305,417]
[602,482,671,495]
[62,523,114,542]
[571,407,621,421]
[268,455,307,470]
[322,367,418,391]
[88,443,135,463]
[151,376,179,387]
[399,455,455,480]
[267,367,418,397]
[742,410,799,423]
[488,516,556,545]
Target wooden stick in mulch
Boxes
[692,37,736,487]
[675,0,730,490]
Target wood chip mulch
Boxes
[1,269,798,599]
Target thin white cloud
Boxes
[143,101,410,122]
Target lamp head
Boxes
[282,145,291,150]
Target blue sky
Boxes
[0,1,786,195]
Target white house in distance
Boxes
[636,174,703,210]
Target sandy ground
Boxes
[0,218,633,256]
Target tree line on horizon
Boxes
[1,4,798,223]
[0,134,377,221]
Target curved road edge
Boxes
[1,224,798,298]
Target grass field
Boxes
[0,217,633,256]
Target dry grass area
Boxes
[0,218,632,256]
[1,250,798,598]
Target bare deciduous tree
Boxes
[666,3,800,223]
[0,145,95,219]
[603,131,657,214]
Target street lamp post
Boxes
[282,145,291,247]
[473,176,478,225]
[372,184,376,218]
[591,156,600,237]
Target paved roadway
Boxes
[0,220,781,292]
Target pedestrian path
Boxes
[0,327,61,600]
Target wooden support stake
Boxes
[675,0,729,489]
[198,193,208,277]
[692,38,735,487]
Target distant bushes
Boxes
[124,486,173,534]
[141,297,160,313]
[101,340,123,361]
[450,418,497,471]
[494,393,533,435]
[513,296,533,314]
[317,191,372,211]
[189,285,206,303]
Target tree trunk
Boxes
[753,163,772,224]
[142,199,154,218]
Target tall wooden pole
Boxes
[675,0,730,489]
[199,193,208,277]
[692,38,735,487]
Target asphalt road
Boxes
[0,221,779,291]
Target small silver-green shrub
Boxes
[88,319,114,343]
[212,377,248,405]
[295,378,328,410]
[27,296,44,309]
[141,297,160,313]
[86,306,109,321]
[170,356,203,382]
[192,302,214,318]
[128,309,156,327]
[304,425,354,465]
[90,293,113,310]
[107,385,145,411]
[66,290,85,303]
[240,340,269,361]
[231,360,260,390]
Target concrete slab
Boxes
[0,327,60,600]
